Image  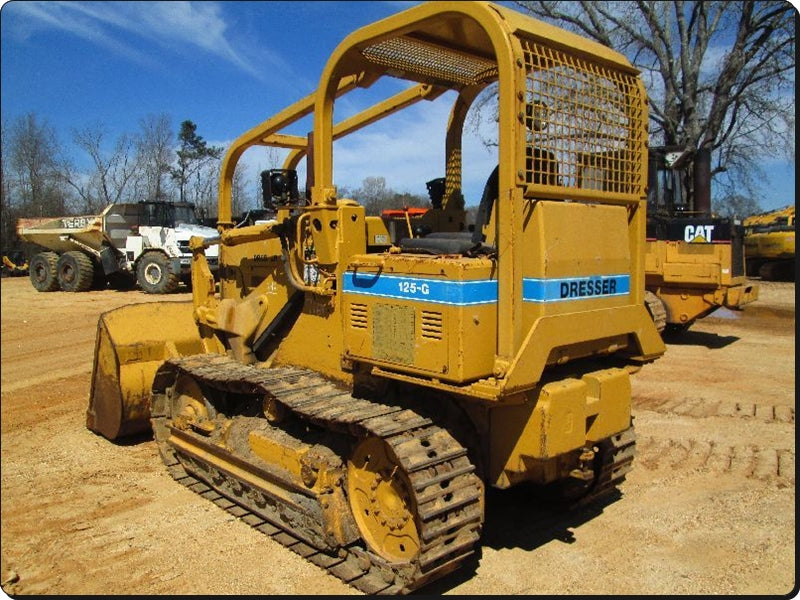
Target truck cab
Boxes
[104,201,219,293]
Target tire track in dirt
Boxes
[2,273,795,596]
[635,435,795,483]
[1,363,94,394]
[634,397,794,423]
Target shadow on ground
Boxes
[418,484,623,594]
[664,329,740,349]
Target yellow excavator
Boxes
[86,2,664,592]
[744,205,795,281]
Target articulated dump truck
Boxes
[17,201,219,294]
[86,2,665,593]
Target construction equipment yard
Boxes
[0,276,794,595]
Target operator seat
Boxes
[471,146,560,245]
[471,100,559,245]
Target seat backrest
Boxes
[471,148,561,245]
[471,166,499,245]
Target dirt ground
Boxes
[0,276,795,596]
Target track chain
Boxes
[644,290,667,333]
[572,425,637,508]
[151,353,483,594]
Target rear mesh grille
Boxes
[521,38,645,201]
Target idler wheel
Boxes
[347,436,420,563]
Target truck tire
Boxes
[136,252,180,294]
[56,251,95,292]
[29,252,60,292]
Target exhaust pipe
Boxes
[693,147,712,217]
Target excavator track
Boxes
[150,353,483,594]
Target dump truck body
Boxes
[86,2,664,592]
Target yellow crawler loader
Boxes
[86,2,664,593]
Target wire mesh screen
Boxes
[362,36,498,86]
[522,40,646,200]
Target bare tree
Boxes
[713,192,762,218]
[5,112,71,217]
[353,176,390,216]
[62,122,137,212]
[1,119,15,252]
[230,165,249,222]
[133,114,175,203]
[511,1,795,200]
[348,176,428,216]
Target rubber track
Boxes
[152,354,483,594]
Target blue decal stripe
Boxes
[523,275,630,303]
[343,272,497,305]
[343,272,630,305]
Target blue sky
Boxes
[1,0,795,212]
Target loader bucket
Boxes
[86,301,209,440]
